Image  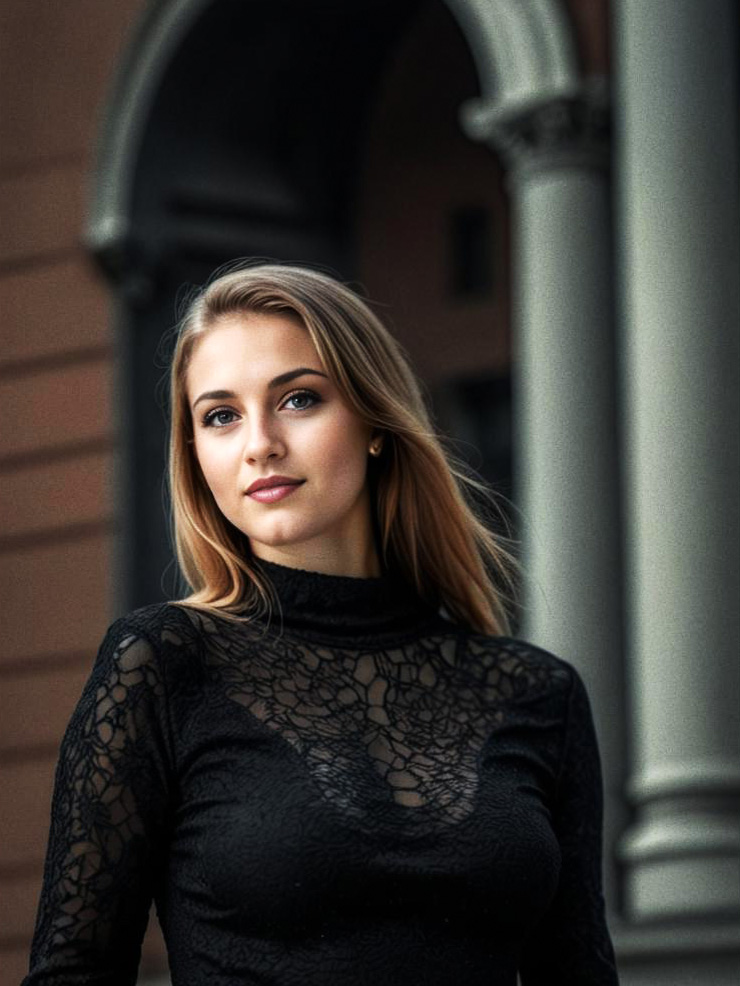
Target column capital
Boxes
[461,80,611,176]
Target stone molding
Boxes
[461,79,611,175]
[626,759,740,804]
[443,0,579,109]
[87,0,212,270]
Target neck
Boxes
[250,555,445,641]
[250,537,381,580]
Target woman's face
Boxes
[187,312,379,575]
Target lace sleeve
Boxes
[22,616,174,986]
[519,667,619,985]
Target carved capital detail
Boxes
[462,82,611,174]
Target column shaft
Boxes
[615,0,740,920]
[511,158,626,913]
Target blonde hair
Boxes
[169,262,519,634]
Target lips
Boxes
[245,477,305,504]
[246,475,304,495]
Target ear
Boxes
[368,432,384,457]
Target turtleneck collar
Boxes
[251,556,445,641]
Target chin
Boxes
[246,522,316,551]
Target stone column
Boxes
[614,0,740,921]
[463,87,627,913]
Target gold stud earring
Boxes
[369,440,382,456]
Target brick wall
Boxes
[0,3,144,982]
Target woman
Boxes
[24,263,618,984]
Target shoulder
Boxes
[90,602,209,686]
[103,600,231,653]
[107,600,194,638]
[100,601,268,675]
[83,603,226,725]
[457,632,582,708]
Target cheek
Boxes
[314,420,369,493]
[194,439,237,499]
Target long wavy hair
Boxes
[168,262,519,635]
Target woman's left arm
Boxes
[519,668,619,985]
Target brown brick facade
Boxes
[0,3,145,982]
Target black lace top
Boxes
[24,559,618,985]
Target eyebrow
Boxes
[192,367,329,409]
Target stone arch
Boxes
[87,0,214,262]
[446,0,578,127]
[87,0,581,267]
[87,0,590,619]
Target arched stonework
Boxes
[88,0,212,263]
[446,0,579,120]
[85,0,600,607]
[88,0,582,269]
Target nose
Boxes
[242,412,285,464]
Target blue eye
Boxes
[202,407,238,428]
[200,390,320,427]
[283,390,321,411]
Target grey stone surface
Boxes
[614,0,740,925]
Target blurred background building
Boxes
[1,1,738,983]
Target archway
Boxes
[88,0,580,608]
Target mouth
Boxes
[245,479,305,504]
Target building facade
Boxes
[1,1,738,983]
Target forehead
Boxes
[186,312,323,392]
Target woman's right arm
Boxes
[22,616,175,985]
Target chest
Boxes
[165,640,565,935]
